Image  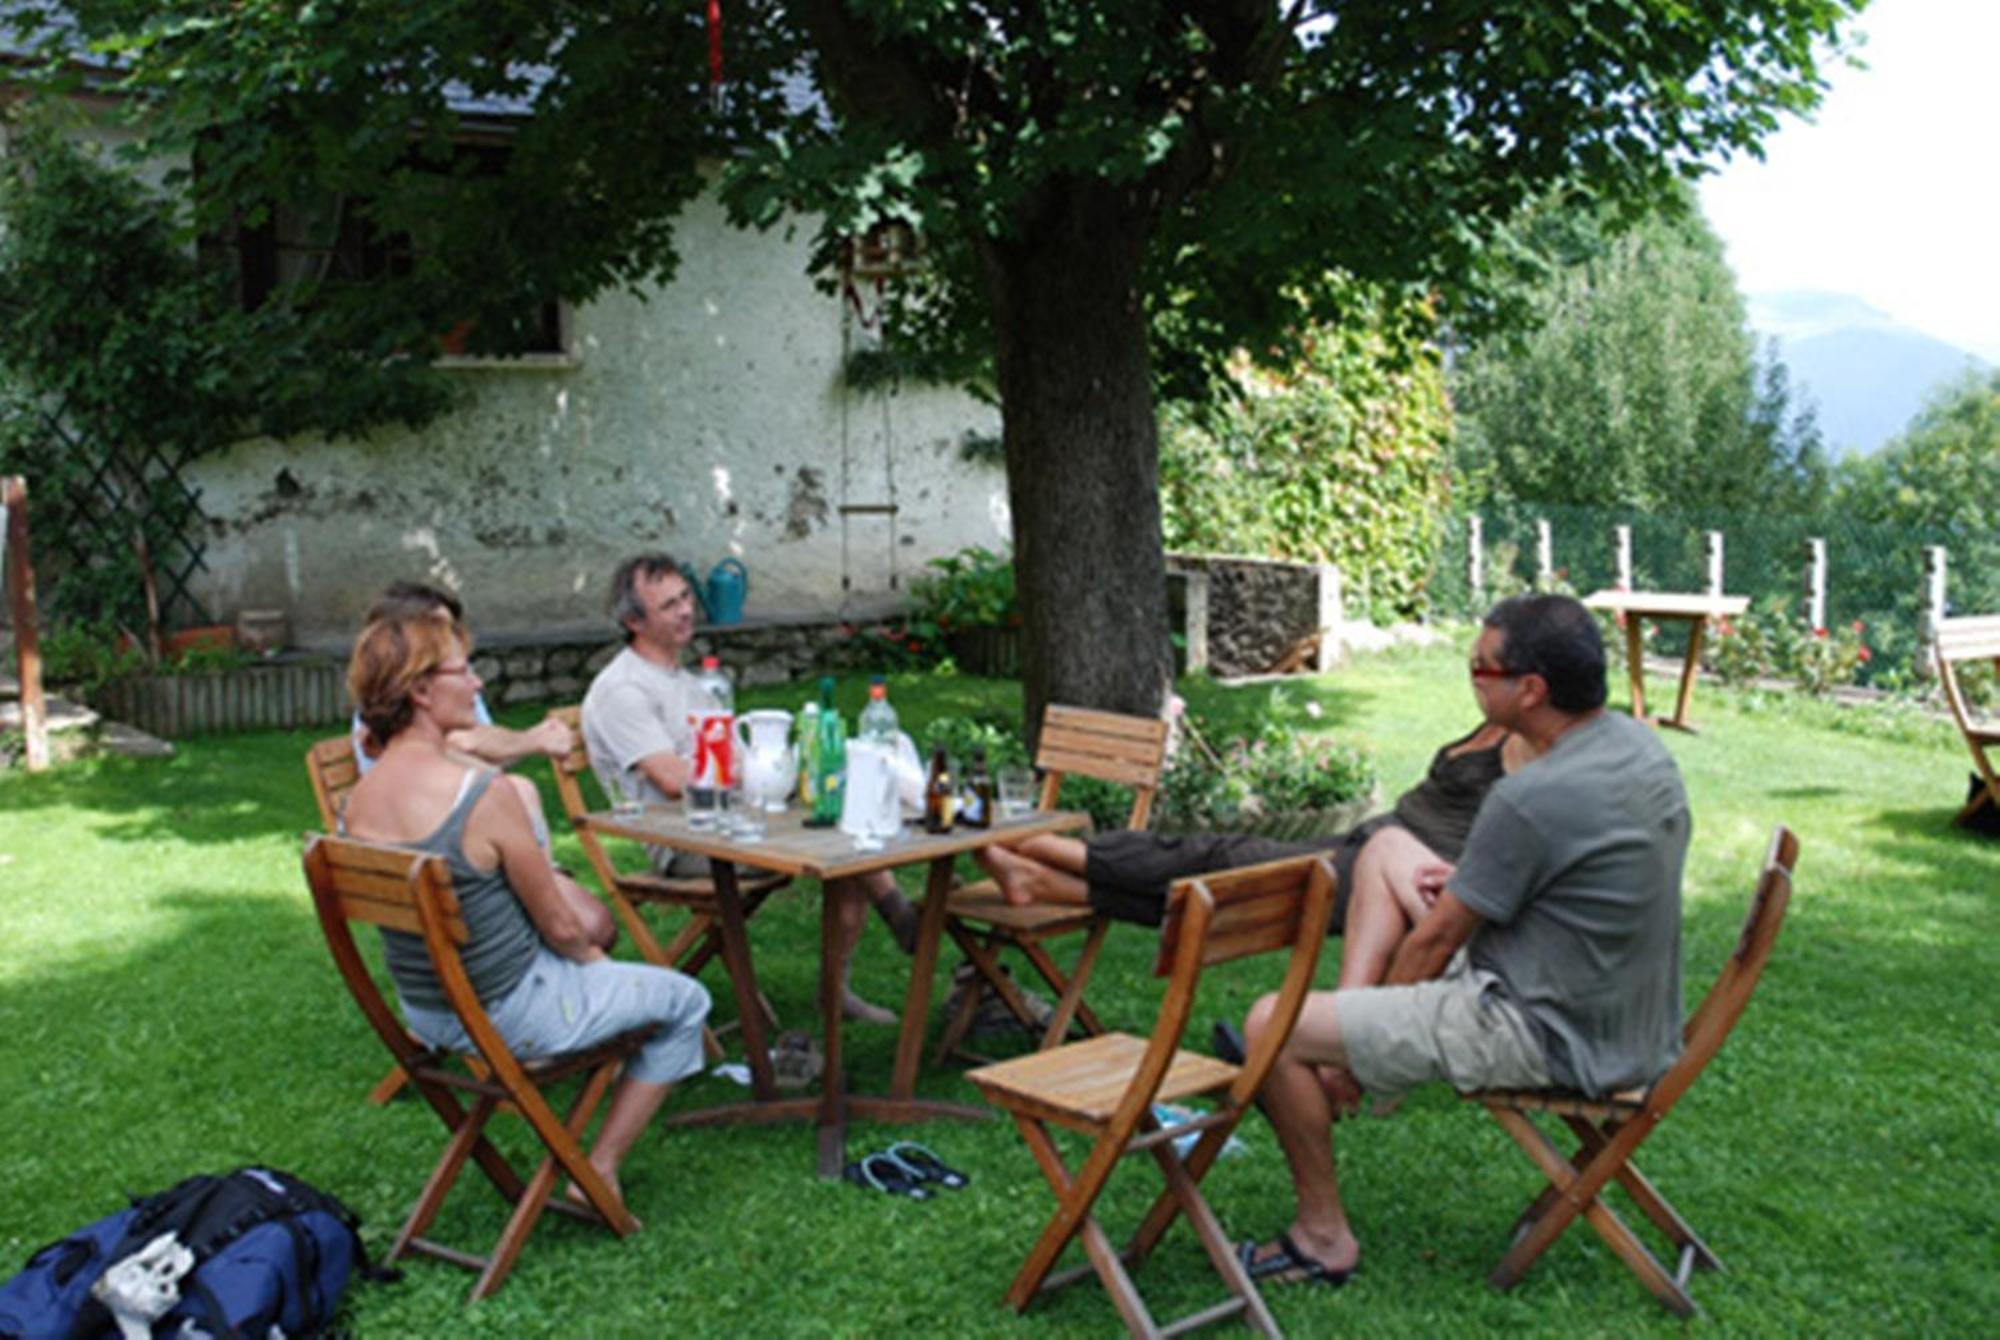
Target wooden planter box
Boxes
[944,625,1022,677]
[90,658,348,739]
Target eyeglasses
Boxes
[1468,663,1521,681]
[428,662,477,680]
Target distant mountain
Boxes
[1746,291,1988,457]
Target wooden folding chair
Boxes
[1933,615,2000,827]
[546,706,784,1039]
[303,833,647,1301]
[1463,825,1800,1317]
[968,854,1337,1338]
[935,704,1170,1063]
[306,732,434,1106]
[305,732,362,833]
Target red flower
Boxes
[1857,646,1872,663]
[1851,620,1865,634]
[906,638,922,652]
[1813,627,1828,639]
[1718,619,1734,637]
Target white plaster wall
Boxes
[188,188,1010,642]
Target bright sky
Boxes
[1699,0,2000,362]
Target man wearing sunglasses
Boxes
[1239,593,1690,1288]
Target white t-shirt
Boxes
[580,646,720,808]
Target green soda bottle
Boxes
[808,677,846,826]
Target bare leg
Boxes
[1334,828,1438,989]
[974,840,1092,907]
[827,876,896,1024]
[1245,993,1362,1275]
[866,869,920,954]
[567,1077,672,1221]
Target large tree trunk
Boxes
[984,181,1172,741]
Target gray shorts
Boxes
[1336,950,1551,1101]
[404,947,711,1085]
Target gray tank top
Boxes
[378,770,543,1012]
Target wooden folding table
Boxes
[1583,589,1748,734]
[585,804,1090,1177]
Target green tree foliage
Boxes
[1450,187,1829,514]
[1161,282,1451,623]
[0,123,449,628]
[1837,369,2000,618]
[12,1,1866,726]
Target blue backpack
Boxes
[0,1167,387,1339]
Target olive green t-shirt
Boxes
[1449,711,1690,1095]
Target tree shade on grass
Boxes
[1,651,1995,1335]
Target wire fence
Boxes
[1425,503,1995,685]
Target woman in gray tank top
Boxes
[342,612,711,1210]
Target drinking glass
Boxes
[997,767,1036,819]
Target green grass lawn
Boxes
[2,645,1996,1336]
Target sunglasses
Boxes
[1468,663,1521,681]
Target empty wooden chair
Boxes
[545,705,784,1035]
[1463,826,1800,1316]
[1933,615,2000,827]
[935,704,1170,1063]
[303,834,647,1301]
[305,732,362,832]
[968,854,1337,1337]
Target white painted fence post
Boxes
[1922,545,1949,668]
[1614,524,1632,590]
[1535,518,1553,587]
[1704,530,1724,597]
[1804,537,1827,631]
[1316,563,1344,672]
[1468,515,1484,605]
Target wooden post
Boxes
[1467,514,1484,606]
[1315,563,1343,673]
[1704,530,1724,598]
[1535,518,1553,587]
[3,476,50,771]
[1804,537,1827,632]
[1614,524,1633,590]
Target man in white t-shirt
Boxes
[582,555,910,1025]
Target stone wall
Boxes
[1167,554,1342,678]
[468,614,867,708]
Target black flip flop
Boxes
[845,1152,933,1199]
[883,1141,970,1190]
[1235,1232,1355,1289]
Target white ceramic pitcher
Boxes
[736,709,795,813]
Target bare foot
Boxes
[977,844,1037,907]
[564,1165,640,1228]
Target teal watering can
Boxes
[704,557,748,624]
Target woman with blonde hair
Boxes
[342,613,710,1206]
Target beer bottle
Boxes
[924,745,956,834]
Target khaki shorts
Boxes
[1336,950,1552,1101]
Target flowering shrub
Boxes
[1152,718,1376,833]
[1703,605,1872,695]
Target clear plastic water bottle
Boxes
[685,655,735,829]
[858,675,899,744]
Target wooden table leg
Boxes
[890,856,957,1101]
[1662,617,1706,732]
[816,878,849,1179]
[1624,613,1648,721]
[708,860,777,1101]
